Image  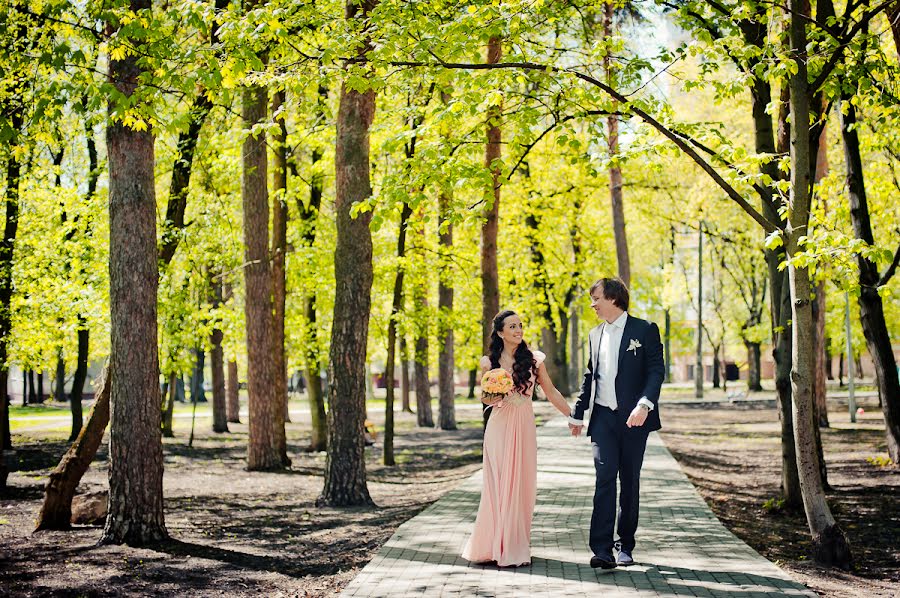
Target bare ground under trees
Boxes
[1,396,897,597]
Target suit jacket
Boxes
[570,315,664,438]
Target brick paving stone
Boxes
[341,417,816,597]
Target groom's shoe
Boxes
[589,554,617,570]
[616,549,634,566]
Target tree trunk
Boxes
[437,186,456,431]
[68,325,88,441]
[190,348,206,404]
[0,59,23,451]
[35,364,111,530]
[712,348,721,389]
[570,309,581,390]
[746,341,763,392]
[101,2,168,543]
[55,353,66,402]
[271,89,291,431]
[28,371,36,404]
[695,225,704,399]
[384,202,412,464]
[786,5,851,566]
[482,36,502,356]
[294,84,327,453]
[210,279,228,434]
[886,2,900,57]
[813,284,830,427]
[162,372,176,438]
[840,96,900,464]
[760,77,802,509]
[400,338,412,412]
[467,367,477,399]
[242,76,285,471]
[604,3,630,287]
[413,306,434,428]
[317,0,378,507]
[226,359,240,424]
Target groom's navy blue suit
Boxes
[570,314,665,560]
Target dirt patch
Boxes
[0,401,559,597]
[659,399,899,597]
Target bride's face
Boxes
[498,315,524,345]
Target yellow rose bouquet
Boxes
[481,368,514,405]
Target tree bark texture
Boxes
[438,186,456,430]
[226,359,240,424]
[210,279,228,434]
[0,90,23,450]
[754,76,801,509]
[318,0,378,507]
[242,81,285,471]
[481,36,502,356]
[412,207,434,428]
[101,5,167,542]
[272,89,291,431]
[36,364,110,531]
[295,85,327,452]
[162,372,176,438]
[787,4,851,567]
[400,338,412,412]
[384,201,412,464]
[840,98,900,464]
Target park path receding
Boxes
[341,416,815,597]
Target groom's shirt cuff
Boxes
[638,397,654,411]
[568,415,584,426]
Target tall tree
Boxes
[839,95,900,463]
[0,6,26,451]
[384,201,412,464]
[412,205,434,428]
[100,0,167,545]
[317,0,378,507]
[242,68,285,470]
[784,0,850,566]
[292,85,327,452]
[437,99,456,431]
[223,281,240,423]
[271,88,290,432]
[209,276,228,433]
[481,36,502,355]
[603,3,630,286]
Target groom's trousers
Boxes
[588,405,650,557]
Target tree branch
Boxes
[390,58,779,233]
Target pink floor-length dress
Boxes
[462,350,544,567]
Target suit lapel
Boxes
[617,315,632,371]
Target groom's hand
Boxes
[626,405,649,428]
[568,423,583,437]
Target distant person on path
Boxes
[568,277,665,569]
[462,309,572,567]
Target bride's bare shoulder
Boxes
[479,355,492,371]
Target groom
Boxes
[569,277,664,569]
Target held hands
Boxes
[568,423,583,437]
[626,404,649,428]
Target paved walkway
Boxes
[342,417,814,597]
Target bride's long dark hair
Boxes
[489,310,537,394]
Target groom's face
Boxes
[590,289,616,321]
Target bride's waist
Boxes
[504,392,531,406]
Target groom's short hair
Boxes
[590,277,629,310]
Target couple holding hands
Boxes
[462,277,665,570]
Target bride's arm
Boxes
[536,362,571,417]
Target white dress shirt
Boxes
[594,312,627,409]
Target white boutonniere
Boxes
[627,339,642,354]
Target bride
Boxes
[462,309,572,567]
